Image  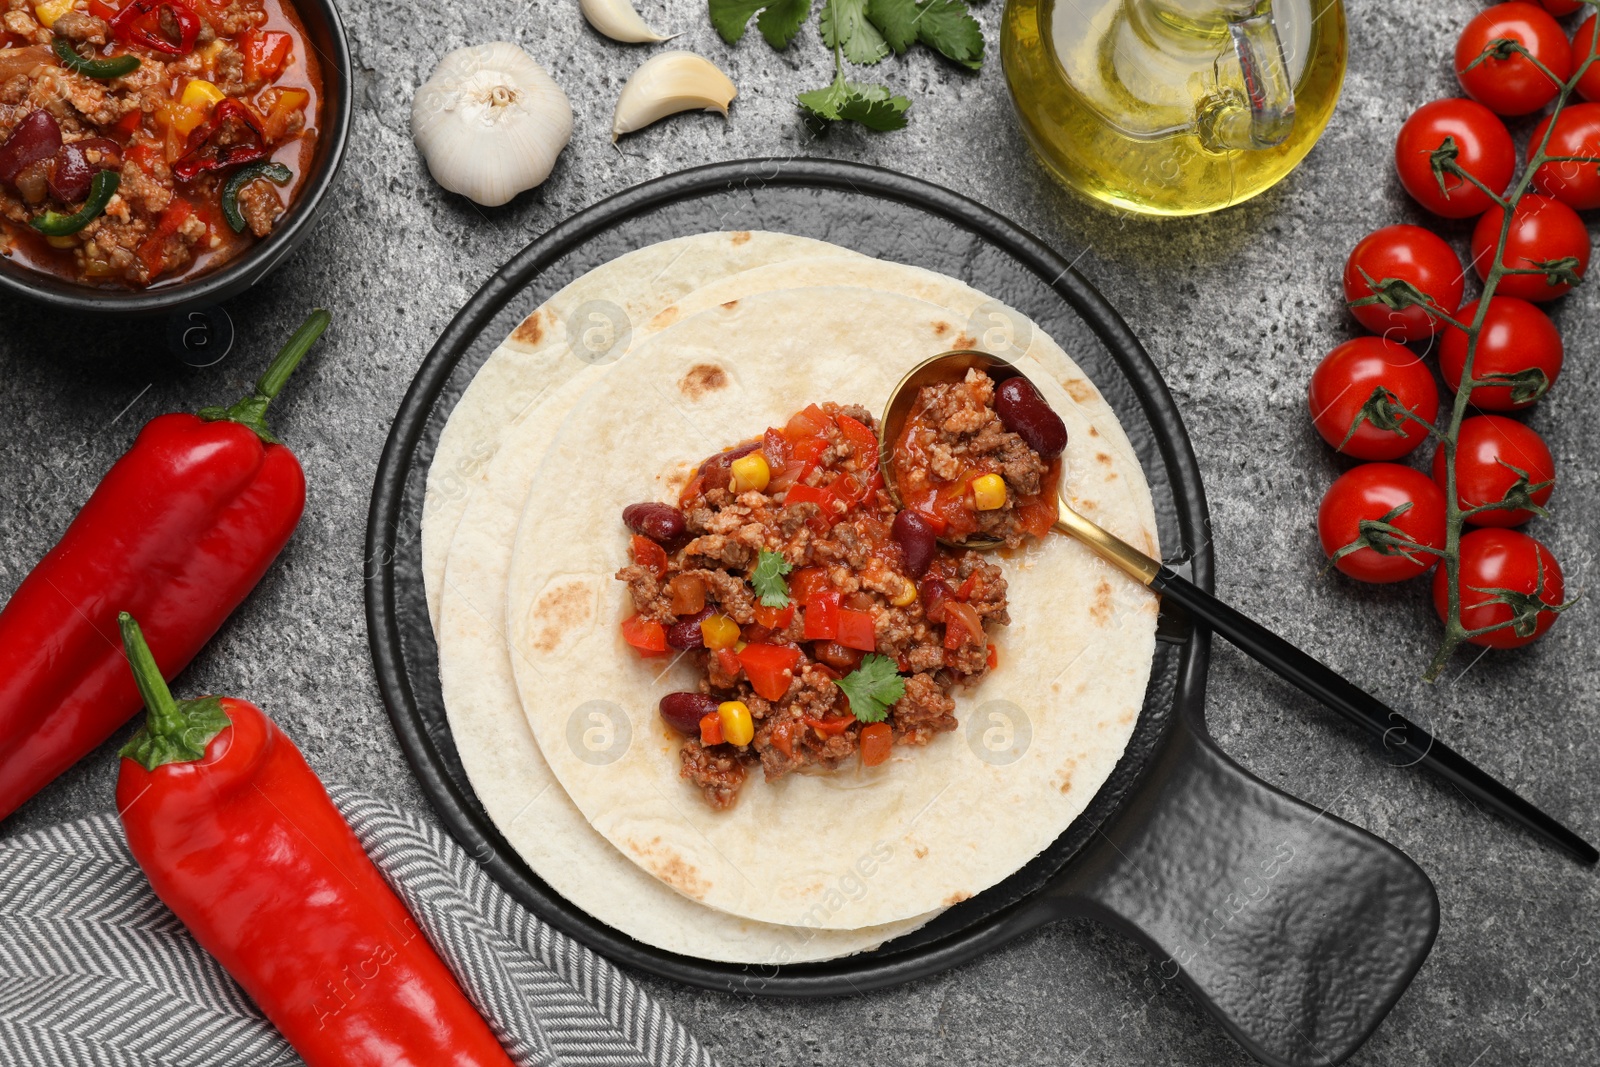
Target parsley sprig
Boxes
[752,549,793,607]
[708,0,984,132]
[835,653,906,723]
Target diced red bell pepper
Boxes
[784,482,837,516]
[620,614,666,656]
[109,0,201,55]
[986,643,999,670]
[790,566,831,603]
[803,714,854,737]
[88,0,119,20]
[737,643,801,701]
[630,534,668,579]
[243,30,293,82]
[699,711,723,746]
[836,608,876,653]
[943,601,984,650]
[785,404,832,439]
[788,435,827,469]
[912,505,948,534]
[956,573,979,600]
[835,414,879,462]
[802,591,840,641]
[768,719,800,757]
[752,602,795,630]
[134,197,194,280]
[713,647,742,680]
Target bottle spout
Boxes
[1198,5,1296,151]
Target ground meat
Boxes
[680,740,747,811]
[235,175,281,237]
[893,673,957,744]
[51,11,107,44]
[616,562,673,624]
[117,160,173,216]
[213,43,247,95]
[896,369,1052,549]
[621,402,1013,809]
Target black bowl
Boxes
[0,0,353,316]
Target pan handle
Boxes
[1045,639,1439,1067]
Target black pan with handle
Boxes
[365,159,1439,1067]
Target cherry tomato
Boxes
[1307,337,1439,460]
[1342,225,1465,341]
[1528,104,1600,209]
[1432,529,1565,648]
[1438,297,1563,410]
[1574,15,1600,101]
[1432,415,1554,527]
[1394,99,1516,218]
[1470,195,1591,302]
[1454,3,1573,116]
[1537,0,1584,15]
[1318,464,1447,583]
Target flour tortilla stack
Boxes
[501,285,1159,931]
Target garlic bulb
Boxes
[411,42,573,207]
[612,51,738,141]
[581,0,672,44]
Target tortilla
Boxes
[423,232,870,630]
[503,287,1159,929]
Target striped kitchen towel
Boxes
[0,786,716,1067]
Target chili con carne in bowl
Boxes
[0,0,349,314]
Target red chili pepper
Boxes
[114,615,515,1067]
[172,99,269,182]
[0,312,328,822]
[109,0,201,56]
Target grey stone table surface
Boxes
[2,0,1596,1063]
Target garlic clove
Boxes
[411,42,574,208]
[612,51,738,141]
[581,0,673,44]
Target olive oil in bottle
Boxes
[1002,0,1347,216]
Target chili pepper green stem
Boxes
[117,613,232,772]
[198,309,330,444]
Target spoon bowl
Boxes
[878,349,1160,583]
[877,347,1595,864]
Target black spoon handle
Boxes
[1148,566,1598,866]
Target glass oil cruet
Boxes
[1002,0,1347,216]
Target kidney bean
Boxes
[0,109,62,185]
[48,138,121,203]
[666,607,715,650]
[892,510,938,578]
[622,501,686,546]
[995,376,1068,460]
[659,692,719,734]
[812,641,863,671]
[697,441,761,490]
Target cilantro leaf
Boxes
[710,0,811,48]
[835,653,906,723]
[798,75,910,130]
[915,0,984,69]
[752,549,794,607]
[821,0,889,65]
[865,0,919,53]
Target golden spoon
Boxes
[877,349,1595,865]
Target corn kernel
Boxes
[890,577,918,607]
[180,80,227,112]
[718,700,755,746]
[730,451,770,493]
[700,614,740,650]
[971,473,1007,511]
[45,234,77,249]
[35,0,75,27]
